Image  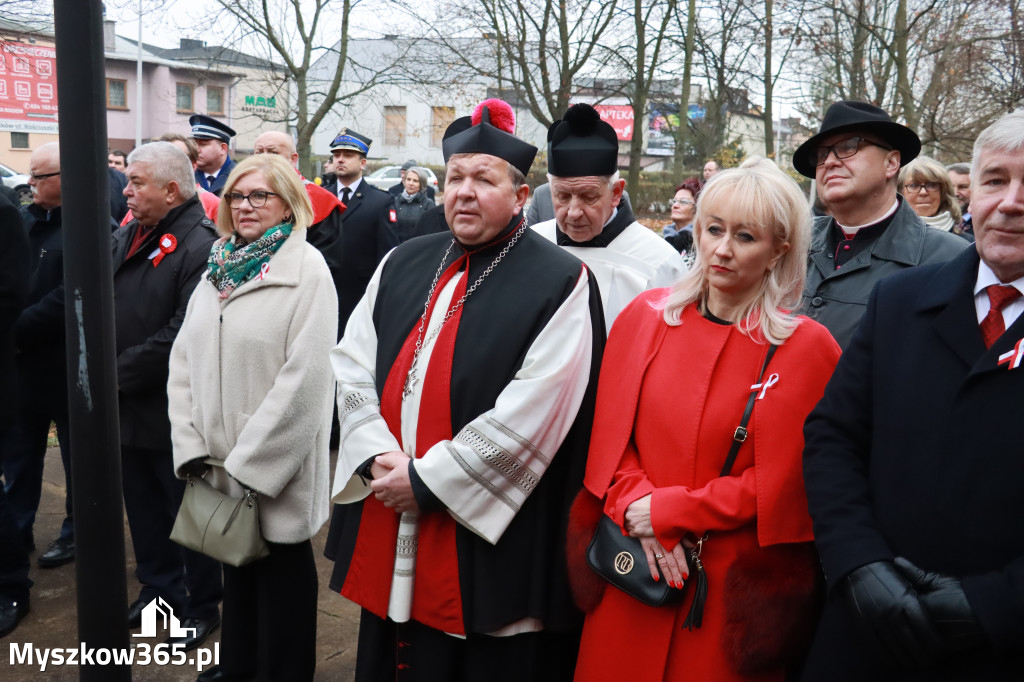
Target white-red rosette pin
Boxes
[152,233,177,267]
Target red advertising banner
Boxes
[594,104,633,141]
[0,40,59,134]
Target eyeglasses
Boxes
[670,198,695,206]
[30,171,60,181]
[225,190,279,208]
[815,137,893,166]
[904,182,940,193]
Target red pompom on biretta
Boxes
[472,99,516,133]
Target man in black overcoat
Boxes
[802,110,1024,680]
[0,191,32,637]
[117,141,222,650]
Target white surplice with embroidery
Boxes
[330,251,594,633]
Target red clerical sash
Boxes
[340,253,468,635]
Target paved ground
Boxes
[2,445,361,681]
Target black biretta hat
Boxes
[793,100,920,178]
[548,103,619,177]
[442,99,537,176]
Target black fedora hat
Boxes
[792,100,920,178]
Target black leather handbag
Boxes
[586,513,683,607]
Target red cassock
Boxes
[574,291,841,682]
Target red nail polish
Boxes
[653,574,659,582]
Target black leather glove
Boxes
[841,560,945,668]
[181,458,211,478]
[894,557,986,654]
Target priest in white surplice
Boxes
[533,103,687,327]
[325,98,605,682]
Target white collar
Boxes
[975,259,1024,297]
[835,198,899,234]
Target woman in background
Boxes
[393,166,436,243]
[898,156,970,241]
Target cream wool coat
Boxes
[168,228,338,543]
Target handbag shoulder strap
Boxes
[720,344,777,478]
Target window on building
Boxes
[106,79,127,109]
[431,106,455,148]
[10,132,28,149]
[207,86,224,115]
[384,106,406,146]
[176,83,194,113]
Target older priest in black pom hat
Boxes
[534,103,686,326]
[325,98,605,681]
[794,100,965,348]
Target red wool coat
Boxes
[575,291,840,682]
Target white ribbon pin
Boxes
[751,373,779,400]
[256,262,270,281]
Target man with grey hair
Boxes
[117,141,222,650]
[533,103,686,326]
[802,109,1024,678]
[947,161,973,232]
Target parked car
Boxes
[0,162,31,204]
[364,165,440,195]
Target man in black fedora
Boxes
[793,100,966,348]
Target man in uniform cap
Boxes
[322,128,399,331]
[793,100,965,348]
[535,102,686,326]
[190,113,236,196]
[325,98,604,681]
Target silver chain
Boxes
[402,221,527,399]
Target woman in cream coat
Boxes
[168,154,337,682]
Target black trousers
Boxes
[220,538,318,682]
[120,445,221,619]
[355,610,581,682]
[0,373,73,545]
[0,472,31,603]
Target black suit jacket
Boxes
[322,178,398,331]
[802,246,1024,679]
[0,193,30,432]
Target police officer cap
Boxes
[330,128,372,156]
[547,104,619,177]
[189,114,236,143]
[442,99,537,176]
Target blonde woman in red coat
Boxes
[573,165,841,681]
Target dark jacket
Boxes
[195,155,235,196]
[802,246,1024,679]
[393,191,435,243]
[0,193,30,432]
[112,195,217,451]
[14,203,67,382]
[321,178,398,332]
[801,198,967,349]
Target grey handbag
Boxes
[170,458,269,567]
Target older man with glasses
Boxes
[792,101,967,348]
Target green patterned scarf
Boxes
[206,222,293,300]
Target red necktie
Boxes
[980,285,1022,348]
